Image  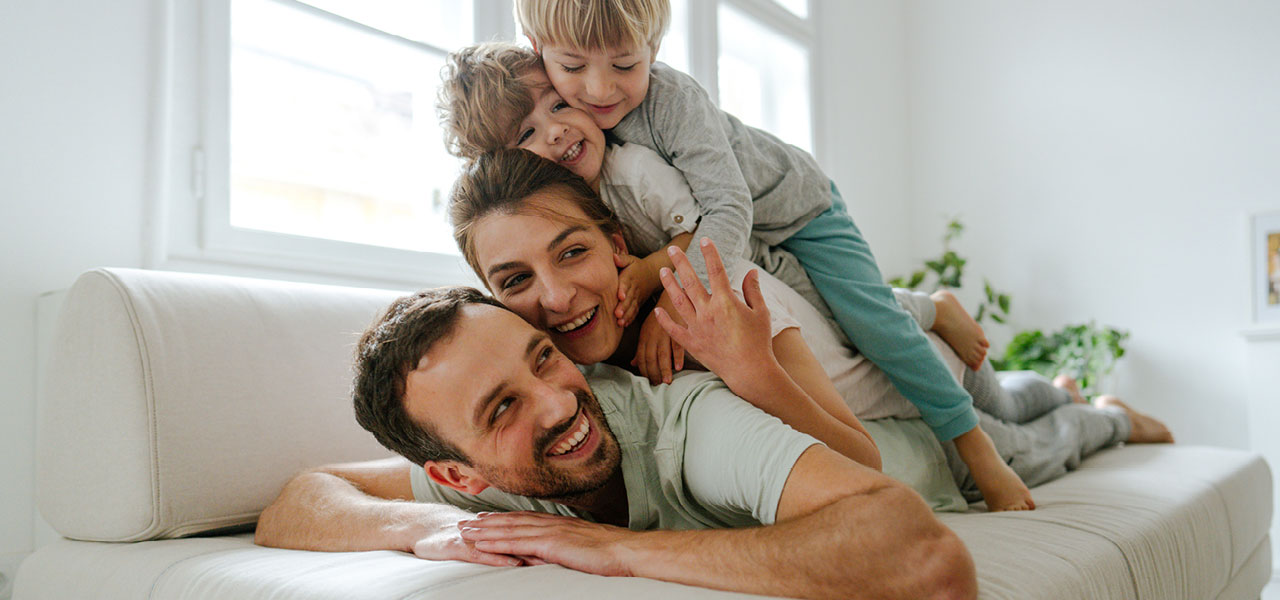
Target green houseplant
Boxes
[890,219,1128,396]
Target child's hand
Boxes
[630,305,686,385]
[652,239,776,390]
[614,252,660,327]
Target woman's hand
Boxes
[652,238,778,390]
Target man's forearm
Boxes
[255,470,472,555]
[620,486,974,600]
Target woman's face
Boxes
[471,188,626,365]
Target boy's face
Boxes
[510,69,607,185]
[537,42,654,130]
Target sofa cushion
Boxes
[18,445,1271,600]
[37,268,402,541]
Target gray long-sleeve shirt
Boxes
[609,62,832,283]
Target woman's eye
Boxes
[561,247,586,261]
[501,273,530,290]
[515,128,534,146]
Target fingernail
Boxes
[700,237,710,246]
[667,246,677,255]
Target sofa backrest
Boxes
[37,268,407,542]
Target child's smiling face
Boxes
[510,69,607,186]
[537,42,654,131]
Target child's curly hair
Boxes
[437,42,544,160]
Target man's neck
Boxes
[550,469,630,528]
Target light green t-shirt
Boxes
[410,364,820,530]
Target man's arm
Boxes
[456,445,976,599]
[254,457,522,567]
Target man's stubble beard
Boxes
[475,388,621,502]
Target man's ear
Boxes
[424,461,490,495]
[610,232,629,256]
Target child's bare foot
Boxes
[1095,396,1175,443]
[954,427,1035,511]
[974,459,1036,511]
[930,290,990,371]
[1053,375,1089,404]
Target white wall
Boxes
[905,0,1280,447]
[0,0,153,590]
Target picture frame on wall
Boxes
[1254,210,1280,323]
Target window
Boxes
[150,0,818,287]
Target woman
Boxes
[449,148,1172,507]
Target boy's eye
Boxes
[614,63,638,71]
[515,127,534,146]
[560,64,584,74]
[551,101,570,112]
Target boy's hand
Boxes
[614,252,660,327]
[631,293,686,385]
[652,239,777,391]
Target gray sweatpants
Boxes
[945,364,1131,502]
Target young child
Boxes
[510,0,1035,512]
[438,40,1032,511]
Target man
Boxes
[255,286,977,600]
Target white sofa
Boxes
[16,267,1275,599]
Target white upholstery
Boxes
[19,267,1274,599]
[36,268,399,541]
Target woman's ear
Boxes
[610,232,629,256]
[424,461,490,496]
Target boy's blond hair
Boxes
[515,0,670,53]
[437,42,543,160]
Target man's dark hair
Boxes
[353,286,505,467]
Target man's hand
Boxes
[457,512,637,576]
[614,252,660,327]
[652,238,777,392]
[411,515,528,567]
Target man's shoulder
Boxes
[582,363,729,423]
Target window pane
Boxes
[230,0,463,254]
[717,5,811,152]
[656,0,689,73]
[773,0,808,19]
[299,0,473,50]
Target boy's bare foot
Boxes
[1095,396,1175,443]
[975,459,1036,512]
[1053,375,1089,404]
[953,427,1035,511]
[930,290,989,371]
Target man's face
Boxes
[404,304,621,500]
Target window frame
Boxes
[146,0,819,288]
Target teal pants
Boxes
[780,184,979,441]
